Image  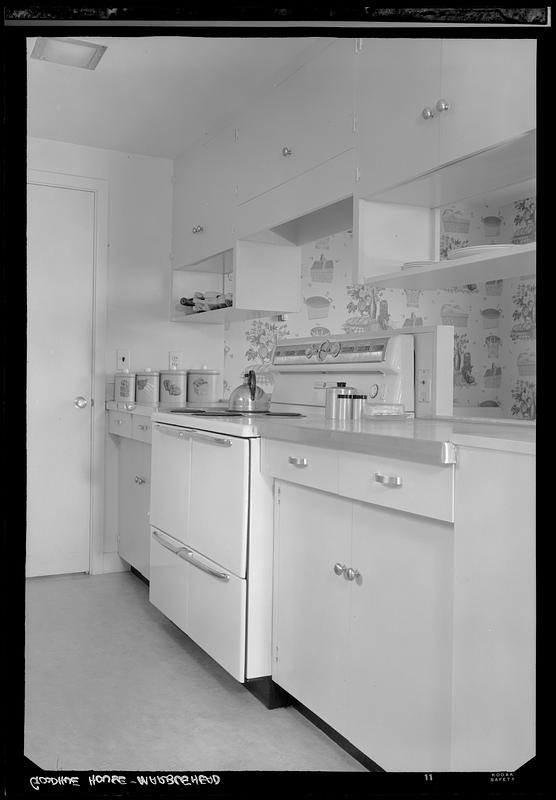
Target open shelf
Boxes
[172,307,288,324]
[363,243,535,290]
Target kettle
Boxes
[228,370,270,412]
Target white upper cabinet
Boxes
[356,38,536,197]
[356,38,442,197]
[235,38,356,205]
[437,39,536,164]
[172,124,237,268]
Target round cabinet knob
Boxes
[282,146,293,157]
[73,396,88,409]
[421,106,435,120]
[329,342,341,357]
[436,99,450,113]
[369,384,379,399]
[135,476,146,485]
[192,225,205,233]
[334,563,346,576]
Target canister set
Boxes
[113,367,220,407]
[325,382,405,422]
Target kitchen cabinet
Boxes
[171,124,237,268]
[356,38,536,197]
[118,438,151,579]
[272,480,453,772]
[109,410,153,579]
[171,239,301,324]
[236,38,356,205]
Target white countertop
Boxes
[107,402,535,461]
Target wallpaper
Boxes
[223,194,536,420]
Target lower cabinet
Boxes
[273,480,454,772]
[118,437,151,580]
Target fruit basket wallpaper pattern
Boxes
[222,192,536,419]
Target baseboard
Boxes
[244,676,294,709]
[130,565,149,586]
[275,686,384,772]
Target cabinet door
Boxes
[439,39,536,165]
[118,438,152,579]
[348,502,453,772]
[149,423,191,543]
[273,482,352,735]
[172,126,237,267]
[356,38,441,195]
[236,38,356,204]
[188,431,249,577]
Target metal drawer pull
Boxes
[152,530,184,555]
[374,472,403,488]
[333,563,346,576]
[134,475,146,485]
[177,548,230,582]
[345,567,360,582]
[155,424,188,439]
[115,419,123,425]
[288,456,308,467]
[138,424,149,431]
[190,432,232,447]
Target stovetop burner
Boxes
[168,408,305,418]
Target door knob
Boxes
[436,99,450,113]
[345,567,360,582]
[333,563,346,576]
[421,106,435,120]
[135,476,146,485]
[73,396,88,409]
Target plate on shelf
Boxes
[401,260,440,270]
[447,244,524,260]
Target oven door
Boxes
[188,430,250,578]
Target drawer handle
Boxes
[177,548,230,582]
[134,475,146,485]
[155,424,188,439]
[138,424,149,431]
[116,419,123,425]
[288,456,308,468]
[152,530,184,555]
[374,472,402,488]
[190,432,232,447]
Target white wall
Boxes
[27,138,225,566]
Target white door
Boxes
[26,181,97,577]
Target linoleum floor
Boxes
[24,571,367,772]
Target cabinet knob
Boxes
[374,472,403,488]
[333,563,346,576]
[436,99,450,113]
[135,475,146,485]
[73,396,88,409]
[345,567,360,582]
[192,225,204,234]
[288,456,308,467]
[421,106,435,120]
[282,146,293,157]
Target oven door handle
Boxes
[190,432,233,448]
[152,530,185,555]
[154,424,189,440]
[177,548,230,582]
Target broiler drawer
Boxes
[338,451,455,522]
[261,439,339,494]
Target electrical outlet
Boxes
[169,351,183,370]
[117,350,130,371]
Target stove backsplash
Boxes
[223,194,536,420]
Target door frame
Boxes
[27,169,108,575]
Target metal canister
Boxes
[325,382,357,419]
[114,370,136,403]
[135,368,160,406]
[337,394,354,422]
[159,369,187,407]
[187,368,220,404]
[351,395,367,421]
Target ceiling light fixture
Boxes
[30,37,107,70]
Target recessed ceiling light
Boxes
[30,37,107,70]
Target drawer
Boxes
[108,410,132,438]
[132,414,152,444]
[338,452,454,522]
[261,439,338,494]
